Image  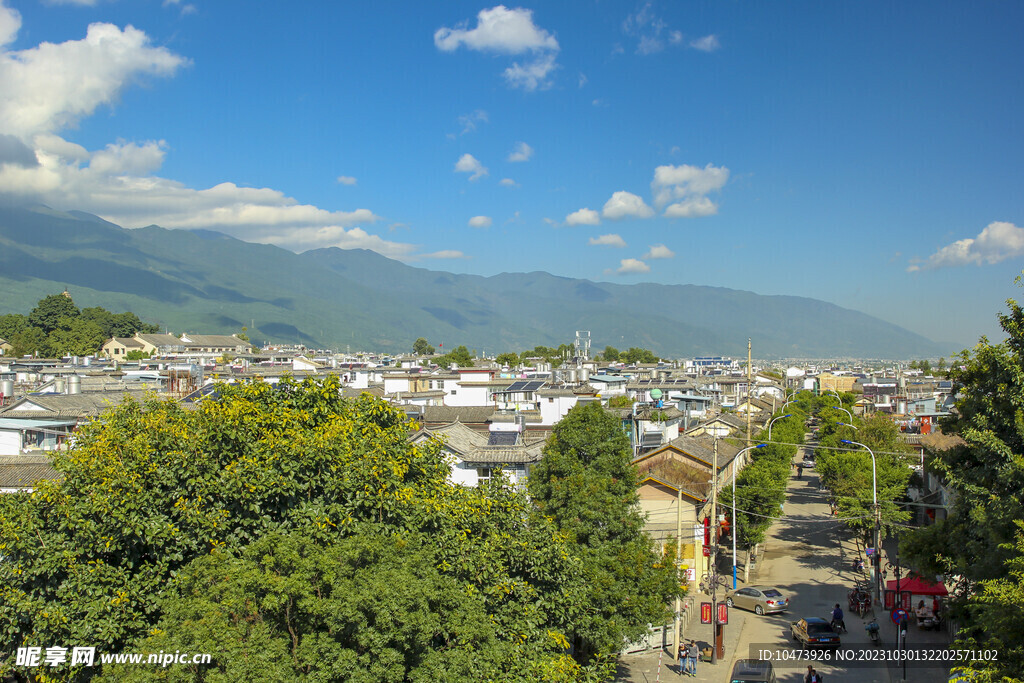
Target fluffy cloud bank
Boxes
[652,163,729,217]
[0,7,438,260]
[435,6,560,91]
[643,244,675,259]
[908,221,1024,271]
[468,215,492,229]
[565,207,600,226]
[454,153,488,181]
[612,258,649,274]
[602,191,653,220]
[588,233,626,247]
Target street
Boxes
[619,443,952,683]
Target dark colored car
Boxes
[730,659,777,682]
[791,617,841,646]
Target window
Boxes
[476,467,492,483]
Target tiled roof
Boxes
[420,406,496,424]
[135,333,185,347]
[0,455,61,489]
[181,334,252,348]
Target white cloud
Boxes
[454,153,488,181]
[578,73,587,88]
[337,175,357,185]
[503,52,557,91]
[589,233,626,248]
[623,3,678,55]
[434,6,558,54]
[458,109,488,134]
[0,10,459,262]
[909,221,1024,271]
[435,6,560,91]
[614,258,650,274]
[0,1,19,47]
[0,20,187,139]
[468,215,492,229]
[602,191,654,220]
[89,140,166,176]
[418,250,468,260]
[565,208,600,226]
[499,177,518,187]
[643,244,675,259]
[690,34,720,52]
[507,141,533,162]
[652,163,729,217]
[663,197,718,218]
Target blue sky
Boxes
[0,1,1021,349]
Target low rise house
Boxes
[410,418,545,488]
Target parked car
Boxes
[791,617,841,647]
[801,457,816,468]
[729,659,777,683]
[725,585,789,615]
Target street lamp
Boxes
[732,443,767,588]
[767,414,792,441]
[828,400,854,423]
[841,438,880,605]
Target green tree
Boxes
[528,402,680,662]
[601,346,620,362]
[606,394,634,408]
[236,326,250,342]
[903,291,1024,608]
[45,316,106,356]
[435,345,473,369]
[9,326,46,357]
[495,352,519,367]
[0,313,28,341]
[125,349,152,361]
[27,293,80,335]
[620,347,657,364]
[0,377,597,681]
[412,337,434,355]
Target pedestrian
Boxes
[804,665,815,683]
[932,596,941,616]
[685,640,699,676]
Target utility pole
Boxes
[711,438,721,665]
[745,339,752,453]
[673,484,682,669]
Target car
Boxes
[790,617,841,647]
[801,457,815,468]
[729,659,777,683]
[725,585,789,615]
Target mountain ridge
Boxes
[0,204,953,358]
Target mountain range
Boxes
[0,204,954,359]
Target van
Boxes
[729,659,777,683]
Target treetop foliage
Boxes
[0,376,611,681]
[0,293,156,357]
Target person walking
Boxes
[684,640,699,676]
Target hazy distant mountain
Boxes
[0,204,952,358]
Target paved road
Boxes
[618,437,953,682]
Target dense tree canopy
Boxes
[411,337,434,355]
[528,402,681,662]
[433,344,473,369]
[903,291,1024,680]
[0,294,155,357]
[0,377,606,681]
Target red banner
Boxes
[700,602,713,624]
[717,602,729,625]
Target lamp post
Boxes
[841,438,880,605]
[767,414,792,441]
[732,443,767,588]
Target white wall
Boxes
[0,429,21,456]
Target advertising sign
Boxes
[700,602,713,624]
[717,602,729,625]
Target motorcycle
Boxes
[918,613,942,631]
[865,620,880,643]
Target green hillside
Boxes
[0,204,951,358]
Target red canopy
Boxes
[886,577,948,596]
